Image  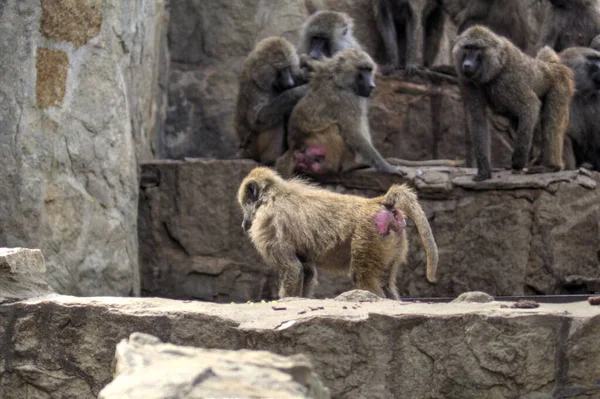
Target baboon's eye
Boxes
[246,182,259,203]
[342,26,349,35]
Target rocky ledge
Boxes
[0,292,599,398]
[139,159,600,302]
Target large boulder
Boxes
[0,247,54,304]
[99,332,330,399]
[0,0,167,295]
[0,295,599,398]
[139,159,600,301]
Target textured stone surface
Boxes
[0,296,599,398]
[139,160,600,301]
[0,0,167,295]
[0,248,54,304]
[99,332,330,399]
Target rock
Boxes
[334,290,383,302]
[139,160,600,301]
[452,291,494,303]
[1,296,600,398]
[99,332,331,399]
[0,0,167,295]
[0,248,54,304]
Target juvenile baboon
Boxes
[536,0,600,53]
[235,37,308,165]
[560,47,600,170]
[453,26,574,181]
[238,167,438,299]
[373,0,445,75]
[277,49,462,177]
[438,0,532,51]
[298,10,362,60]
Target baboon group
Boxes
[234,0,600,299]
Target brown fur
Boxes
[238,167,438,299]
[298,10,363,58]
[235,37,308,165]
[537,0,600,53]
[440,0,532,51]
[453,26,574,181]
[277,49,464,177]
[373,0,445,75]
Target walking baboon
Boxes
[439,0,532,51]
[238,167,438,299]
[373,0,445,75]
[298,10,362,60]
[235,37,308,165]
[536,0,600,53]
[560,47,600,170]
[453,26,574,181]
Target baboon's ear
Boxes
[246,182,260,203]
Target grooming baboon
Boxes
[298,10,362,60]
[238,167,438,299]
[537,0,600,53]
[235,37,308,165]
[560,47,600,170]
[439,0,532,51]
[277,49,463,177]
[373,0,445,75]
[453,26,574,181]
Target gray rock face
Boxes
[139,159,600,301]
[99,332,330,399]
[0,0,167,295]
[0,247,54,303]
[1,296,599,398]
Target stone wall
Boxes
[0,0,167,295]
[1,296,599,398]
[139,159,600,302]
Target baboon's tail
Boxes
[382,184,438,283]
[536,46,560,63]
[388,157,465,167]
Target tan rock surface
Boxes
[99,332,330,399]
[0,295,599,398]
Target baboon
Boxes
[298,10,362,60]
[453,26,574,181]
[560,47,600,170]
[277,48,404,176]
[373,0,445,75]
[438,0,532,51]
[277,49,462,177]
[235,37,308,165]
[237,167,438,299]
[536,0,600,53]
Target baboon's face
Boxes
[308,35,332,59]
[239,181,261,233]
[587,56,600,90]
[274,65,296,92]
[354,67,376,97]
[459,45,483,80]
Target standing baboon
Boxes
[439,0,532,51]
[298,10,362,59]
[560,47,600,170]
[536,0,600,53]
[235,37,308,165]
[276,49,405,176]
[453,26,574,181]
[238,167,438,299]
[373,0,445,75]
